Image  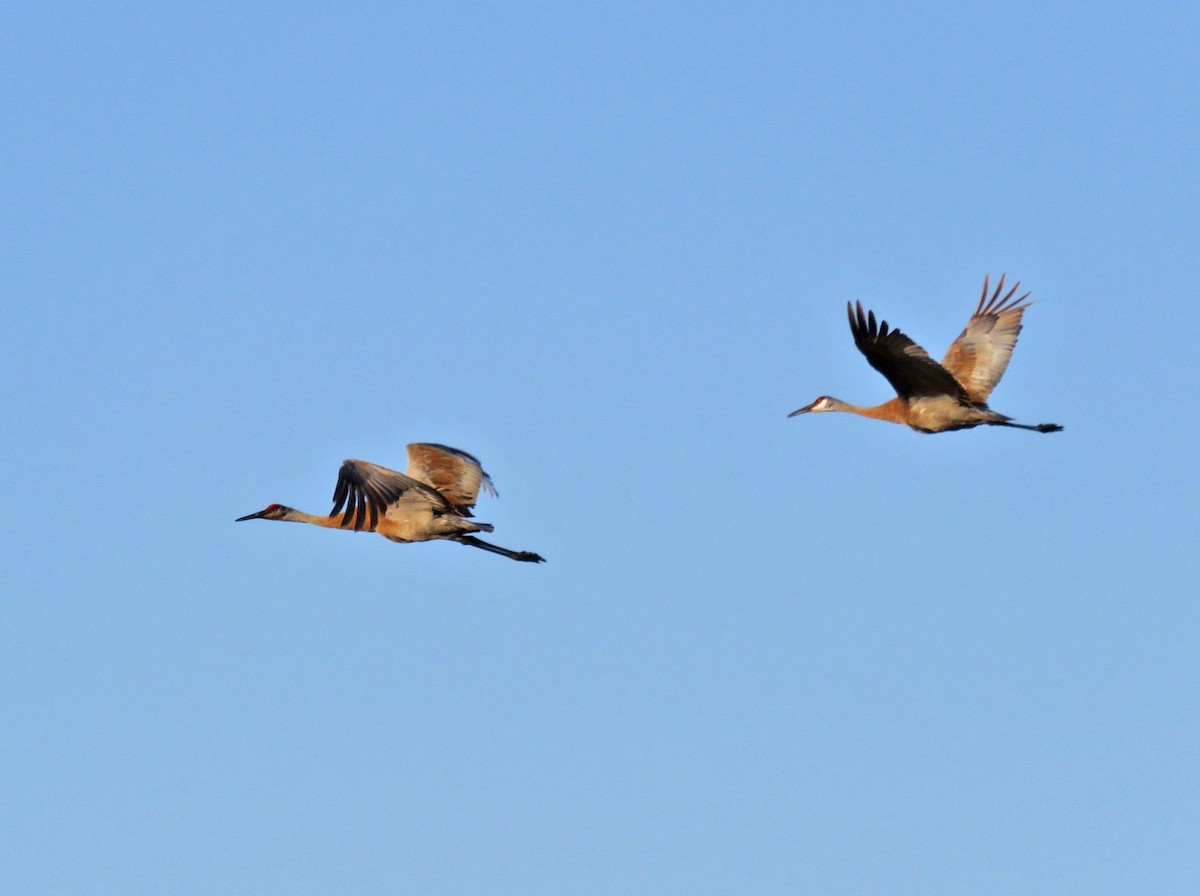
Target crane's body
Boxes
[789,275,1062,434]
[237,443,545,563]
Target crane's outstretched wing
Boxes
[848,301,968,402]
[331,460,447,532]
[405,443,497,514]
[940,274,1031,403]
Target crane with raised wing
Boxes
[237,442,545,562]
[789,275,1063,434]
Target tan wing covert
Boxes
[940,274,1031,403]
[405,443,497,512]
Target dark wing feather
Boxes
[330,460,446,531]
[848,301,969,402]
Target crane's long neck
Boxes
[281,508,349,529]
[827,396,908,425]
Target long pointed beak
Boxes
[788,402,816,417]
[235,510,269,521]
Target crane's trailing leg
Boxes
[455,535,546,563]
[994,420,1063,433]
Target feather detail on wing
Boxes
[405,443,497,514]
[940,274,1031,403]
[848,301,968,402]
[330,460,446,531]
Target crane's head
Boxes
[235,503,294,522]
[788,395,837,417]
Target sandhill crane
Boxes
[236,443,546,562]
[788,275,1063,434]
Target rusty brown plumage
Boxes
[404,442,497,513]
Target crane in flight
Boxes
[236,443,546,562]
[789,274,1063,434]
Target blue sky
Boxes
[3,2,1197,893]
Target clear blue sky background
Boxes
[3,2,1197,893]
